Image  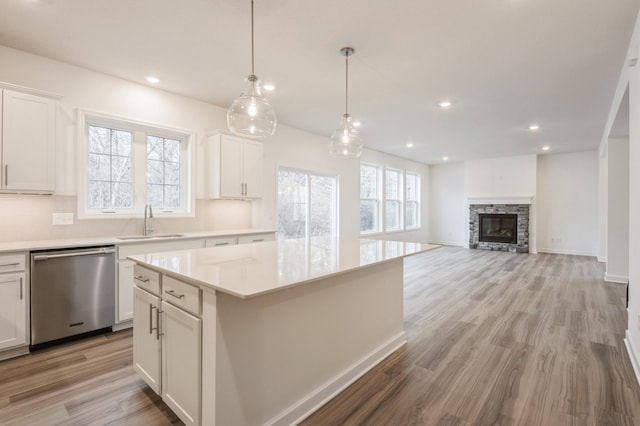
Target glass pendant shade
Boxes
[227,74,277,139]
[329,46,362,158]
[329,113,363,157]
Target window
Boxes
[360,162,422,235]
[360,163,381,233]
[147,136,182,209]
[79,111,194,218]
[277,167,338,240]
[385,167,403,232]
[87,125,133,209]
[405,172,421,229]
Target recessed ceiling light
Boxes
[542,145,550,151]
[352,121,362,127]
[528,124,541,131]
[443,156,449,161]
[406,142,414,148]
[146,76,160,84]
[438,101,452,109]
[263,83,276,91]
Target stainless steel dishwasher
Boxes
[30,246,116,346]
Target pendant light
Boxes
[227,0,277,139]
[329,47,363,157]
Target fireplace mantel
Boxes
[467,196,533,205]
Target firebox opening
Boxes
[479,213,517,244]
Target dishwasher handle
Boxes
[33,247,116,261]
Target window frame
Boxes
[276,165,339,241]
[405,171,421,230]
[359,162,423,236]
[384,166,404,233]
[77,109,196,219]
[359,162,382,235]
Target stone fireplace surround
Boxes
[468,197,531,253]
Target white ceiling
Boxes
[1,0,638,164]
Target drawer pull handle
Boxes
[19,277,23,300]
[254,239,264,242]
[165,289,185,299]
[0,262,20,267]
[215,242,229,246]
[134,275,150,283]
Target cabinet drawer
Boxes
[237,233,275,244]
[204,236,237,248]
[0,253,26,273]
[133,264,161,295]
[162,276,200,316]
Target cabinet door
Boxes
[0,272,27,350]
[243,140,263,199]
[117,260,134,322]
[162,300,201,426]
[219,134,244,198]
[1,90,56,192]
[133,287,161,394]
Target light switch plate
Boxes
[52,212,74,225]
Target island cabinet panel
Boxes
[133,287,161,394]
[203,259,405,426]
[161,301,202,426]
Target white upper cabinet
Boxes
[208,131,263,199]
[1,89,57,193]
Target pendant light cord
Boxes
[345,53,349,115]
[251,0,255,76]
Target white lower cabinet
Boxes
[133,266,202,425]
[161,300,201,426]
[0,253,28,353]
[133,287,161,394]
[0,271,27,350]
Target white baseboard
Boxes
[112,320,132,331]
[0,345,29,361]
[268,332,407,426]
[624,333,640,388]
[427,240,465,247]
[604,273,629,284]
[536,248,598,257]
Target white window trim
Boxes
[77,109,196,219]
[276,164,340,240]
[359,162,382,235]
[360,163,423,236]
[384,166,404,233]
[405,171,421,230]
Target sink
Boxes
[118,234,185,240]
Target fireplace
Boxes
[468,202,530,253]
[479,214,517,244]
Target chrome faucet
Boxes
[143,204,154,236]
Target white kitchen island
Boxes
[128,238,438,426]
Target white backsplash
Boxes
[0,195,252,243]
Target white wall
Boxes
[536,151,599,257]
[0,44,426,243]
[0,44,253,242]
[598,145,608,262]
[606,138,630,282]
[464,155,537,197]
[618,11,640,378]
[428,162,465,246]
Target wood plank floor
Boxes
[1,247,639,425]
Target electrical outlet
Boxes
[52,213,74,225]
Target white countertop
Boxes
[128,238,439,298]
[0,228,276,253]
